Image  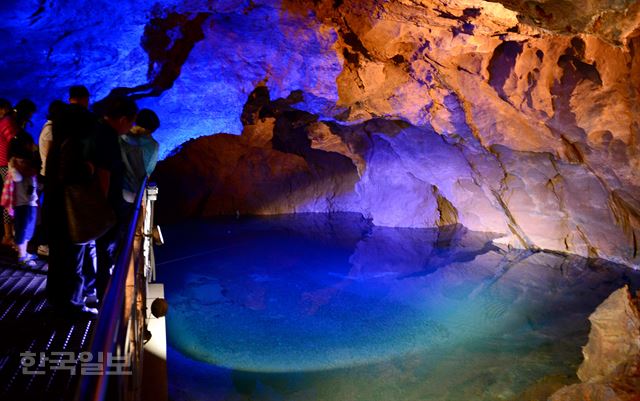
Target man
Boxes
[36,100,66,257]
[120,108,160,203]
[45,102,99,317]
[68,85,90,109]
[85,96,138,301]
[66,86,100,307]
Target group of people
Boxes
[0,86,160,317]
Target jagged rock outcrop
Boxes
[154,78,639,267]
[0,0,639,265]
[549,286,640,401]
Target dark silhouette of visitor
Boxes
[45,101,100,317]
[66,87,101,308]
[120,108,160,203]
[85,95,138,301]
[68,85,90,109]
[36,100,66,257]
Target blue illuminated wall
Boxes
[0,0,341,158]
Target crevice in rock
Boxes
[100,11,212,100]
[548,37,602,145]
[339,19,372,65]
[523,68,540,110]
[507,25,519,33]
[576,225,599,258]
[547,155,572,249]
[435,9,461,21]
[432,185,459,227]
[608,190,640,259]
[488,41,524,101]
[462,8,481,19]
[29,0,48,25]
[560,135,585,164]
[488,147,535,249]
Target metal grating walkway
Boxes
[0,250,94,401]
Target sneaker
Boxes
[17,257,37,268]
[84,294,99,309]
[74,306,99,319]
[37,245,49,257]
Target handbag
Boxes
[64,179,116,245]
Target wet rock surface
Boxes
[1,0,639,265]
[549,286,640,401]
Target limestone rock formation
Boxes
[1,0,639,265]
[578,285,640,382]
[549,285,640,401]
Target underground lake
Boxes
[155,213,640,401]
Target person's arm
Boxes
[0,118,17,143]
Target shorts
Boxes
[14,205,37,244]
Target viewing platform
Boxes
[0,255,95,401]
[0,184,166,401]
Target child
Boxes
[10,157,38,266]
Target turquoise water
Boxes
[156,214,639,401]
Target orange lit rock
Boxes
[549,286,640,401]
[578,286,640,382]
[153,0,640,267]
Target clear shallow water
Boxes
[155,213,640,401]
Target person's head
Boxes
[102,96,138,135]
[69,85,90,109]
[131,108,160,135]
[14,99,37,128]
[0,98,12,119]
[46,100,66,122]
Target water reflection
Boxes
[156,213,640,401]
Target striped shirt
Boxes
[0,116,18,166]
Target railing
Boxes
[75,179,159,401]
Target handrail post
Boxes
[143,185,159,283]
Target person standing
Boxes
[36,100,66,257]
[45,103,99,317]
[66,86,100,307]
[0,99,37,246]
[0,99,17,245]
[120,108,160,203]
[68,85,90,109]
[85,95,138,300]
[9,156,39,266]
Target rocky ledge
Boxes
[154,78,640,268]
[550,285,640,401]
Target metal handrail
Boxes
[75,177,149,401]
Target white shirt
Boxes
[38,120,53,176]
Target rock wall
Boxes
[0,0,639,265]
[549,285,640,401]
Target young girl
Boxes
[9,157,38,266]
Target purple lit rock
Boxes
[1,0,640,266]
